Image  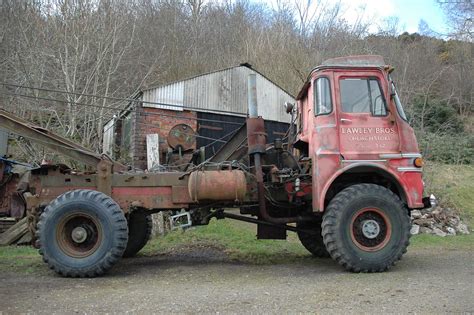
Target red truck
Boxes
[0,55,431,277]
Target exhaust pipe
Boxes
[246,74,304,224]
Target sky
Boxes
[338,0,448,34]
[263,0,449,35]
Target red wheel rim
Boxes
[350,207,392,252]
[56,212,102,258]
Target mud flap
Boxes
[257,224,287,240]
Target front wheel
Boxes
[322,184,410,272]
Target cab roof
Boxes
[296,55,387,100]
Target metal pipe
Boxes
[247,74,258,118]
[220,212,316,234]
[246,75,302,224]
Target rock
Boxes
[433,223,443,229]
[410,224,420,235]
[411,210,422,219]
[420,227,433,234]
[456,223,470,235]
[413,218,434,228]
[421,213,430,219]
[447,217,460,227]
[431,208,441,216]
[446,227,456,236]
[433,227,447,237]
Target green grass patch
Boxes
[411,233,473,250]
[424,163,474,226]
[142,218,473,262]
[142,219,310,264]
[0,245,43,273]
[0,219,471,274]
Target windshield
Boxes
[390,81,407,121]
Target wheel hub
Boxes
[361,220,380,239]
[350,207,391,252]
[57,212,102,258]
[71,226,88,243]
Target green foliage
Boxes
[419,132,474,164]
[409,95,464,134]
[408,95,472,164]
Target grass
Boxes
[141,219,310,264]
[141,218,473,262]
[0,220,471,274]
[423,162,474,226]
[0,245,43,273]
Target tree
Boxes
[438,0,473,40]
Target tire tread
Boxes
[322,184,411,273]
[37,189,128,278]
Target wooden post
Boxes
[146,134,160,170]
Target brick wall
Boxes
[131,106,198,170]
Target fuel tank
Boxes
[188,170,247,202]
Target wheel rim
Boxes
[56,212,102,258]
[350,207,391,252]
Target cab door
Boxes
[335,71,400,160]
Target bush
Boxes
[408,96,464,134]
[419,132,474,164]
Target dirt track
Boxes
[0,247,473,313]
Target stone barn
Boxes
[102,64,295,170]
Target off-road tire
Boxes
[297,218,330,258]
[322,184,410,272]
[123,211,153,258]
[37,190,128,277]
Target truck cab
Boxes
[295,55,426,212]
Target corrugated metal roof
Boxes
[142,81,184,111]
[142,65,294,123]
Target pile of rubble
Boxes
[410,207,470,236]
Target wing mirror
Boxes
[284,102,294,114]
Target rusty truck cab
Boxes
[295,55,425,212]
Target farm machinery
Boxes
[0,55,432,277]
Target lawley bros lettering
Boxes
[340,127,396,141]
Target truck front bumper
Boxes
[422,194,437,209]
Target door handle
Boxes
[340,118,352,123]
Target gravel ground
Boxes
[0,247,473,314]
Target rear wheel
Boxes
[322,184,410,272]
[123,211,153,258]
[37,190,128,277]
[297,218,330,258]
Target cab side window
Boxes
[340,78,387,116]
[314,77,332,115]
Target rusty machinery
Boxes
[0,55,433,277]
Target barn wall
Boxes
[142,66,294,123]
[196,112,290,159]
[196,113,245,159]
[131,107,197,170]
